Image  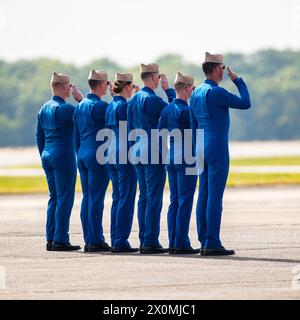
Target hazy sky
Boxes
[1,0,300,66]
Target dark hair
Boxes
[88,79,104,90]
[112,80,131,94]
[202,62,220,75]
[141,72,158,80]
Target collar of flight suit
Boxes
[204,79,219,87]
[173,98,188,106]
[142,86,156,95]
[87,93,101,101]
[52,95,66,103]
[113,95,127,103]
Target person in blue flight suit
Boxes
[190,52,251,256]
[36,72,84,251]
[74,70,110,253]
[127,63,176,254]
[105,73,140,253]
[158,72,199,255]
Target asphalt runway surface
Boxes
[0,186,300,299]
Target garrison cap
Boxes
[174,72,194,86]
[88,69,108,81]
[114,73,133,82]
[140,63,159,74]
[204,52,224,64]
[50,72,70,84]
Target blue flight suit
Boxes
[105,95,137,249]
[74,93,109,246]
[158,99,197,249]
[127,87,176,247]
[190,78,251,249]
[36,95,77,243]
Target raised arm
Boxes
[213,67,251,110]
[161,73,176,103]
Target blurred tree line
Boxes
[0,49,300,146]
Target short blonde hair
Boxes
[174,82,191,91]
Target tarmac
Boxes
[0,186,300,300]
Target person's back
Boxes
[191,82,231,139]
[128,88,161,131]
[38,97,75,154]
[159,99,191,167]
[74,93,108,167]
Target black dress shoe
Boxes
[111,246,139,253]
[201,247,235,256]
[168,247,175,255]
[174,247,201,254]
[85,242,111,253]
[46,241,53,251]
[140,245,169,254]
[51,242,81,251]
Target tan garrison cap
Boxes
[88,69,108,81]
[140,63,159,74]
[174,72,194,86]
[114,73,133,82]
[204,52,224,64]
[50,72,70,84]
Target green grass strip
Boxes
[227,173,300,186]
[0,173,300,195]
[230,156,300,166]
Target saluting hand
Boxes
[227,67,238,82]
[109,82,115,97]
[132,85,140,95]
[160,73,169,91]
[72,85,84,102]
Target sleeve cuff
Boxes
[165,88,174,93]
[165,88,176,100]
[233,77,244,84]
